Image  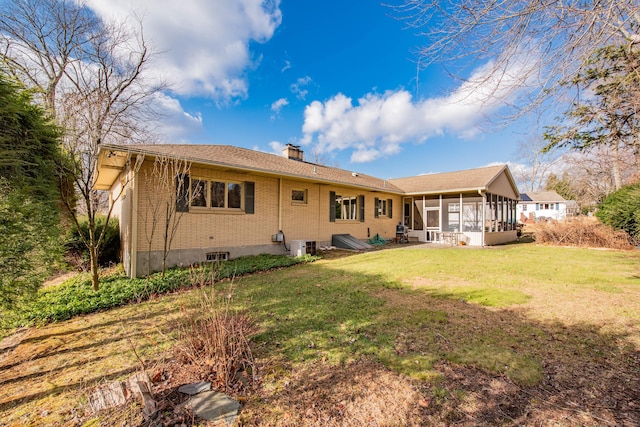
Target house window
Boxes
[206,251,229,262]
[191,179,207,207]
[523,204,527,211]
[228,183,242,208]
[336,195,358,220]
[211,181,225,207]
[374,197,393,218]
[190,178,243,210]
[377,198,387,216]
[292,189,307,203]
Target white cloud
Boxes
[268,140,285,155]
[151,93,203,143]
[302,53,537,163]
[290,76,313,100]
[86,0,282,102]
[270,97,289,119]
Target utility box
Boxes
[272,232,284,242]
[290,240,316,256]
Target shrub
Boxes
[174,265,257,393]
[65,216,120,269]
[596,182,640,242]
[533,217,634,249]
[0,185,62,311]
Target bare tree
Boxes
[556,145,638,211]
[0,0,165,290]
[141,156,192,277]
[512,136,564,192]
[0,0,101,115]
[393,1,640,115]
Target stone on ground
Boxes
[188,391,241,425]
[177,381,211,395]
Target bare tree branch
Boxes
[0,0,167,290]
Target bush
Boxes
[0,185,62,311]
[65,216,120,269]
[533,217,634,249]
[596,182,640,242]
[175,266,257,393]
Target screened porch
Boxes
[402,193,518,246]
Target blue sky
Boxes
[87,0,537,179]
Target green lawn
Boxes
[235,245,640,386]
[1,243,639,426]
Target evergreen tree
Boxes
[544,44,640,190]
[545,172,576,201]
[596,182,640,242]
[0,74,63,310]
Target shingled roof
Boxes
[97,144,404,193]
[388,165,511,195]
[520,191,567,202]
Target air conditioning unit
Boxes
[290,240,316,256]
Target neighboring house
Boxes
[517,191,576,223]
[96,144,520,277]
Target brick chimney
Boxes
[282,144,304,161]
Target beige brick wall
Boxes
[130,159,401,269]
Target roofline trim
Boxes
[98,144,405,194]
[401,187,488,196]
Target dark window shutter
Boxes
[359,195,365,222]
[388,199,393,219]
[374,197,379,218]
[245,181,255,214]
[329,191,336,222]
[176,174,190,212]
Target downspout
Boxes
[478,189,485,247]
[131,170,139,278]
[278,178,283,232]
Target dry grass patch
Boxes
[240,358,424,426]
[532,217,635,249]
[0,294,185,426]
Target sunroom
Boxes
[388,165,520,246]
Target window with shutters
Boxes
[176,175,254,213]
[336,195,357,220]
[189,178,243,209]
[374,197,393,218]
[377,198,387,216]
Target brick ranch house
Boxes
[96,144,520,277]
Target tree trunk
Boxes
[612,142,623,190]
[162,202,169,276]
[90,243,100,291]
